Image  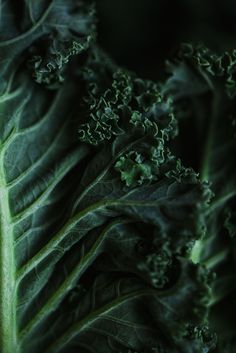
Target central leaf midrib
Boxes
[0,146,17,352]
[200,88,222,181]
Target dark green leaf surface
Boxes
[0,2,222,353]
[165,43,236,352]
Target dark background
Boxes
[96,0,236,80]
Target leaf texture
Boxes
[0,3,214,353]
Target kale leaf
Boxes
[0,2,233,353]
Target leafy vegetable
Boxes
[0,1,235,353]
[165,42,236,352]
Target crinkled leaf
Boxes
[0,4,214,353]
[165,43,236,352]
